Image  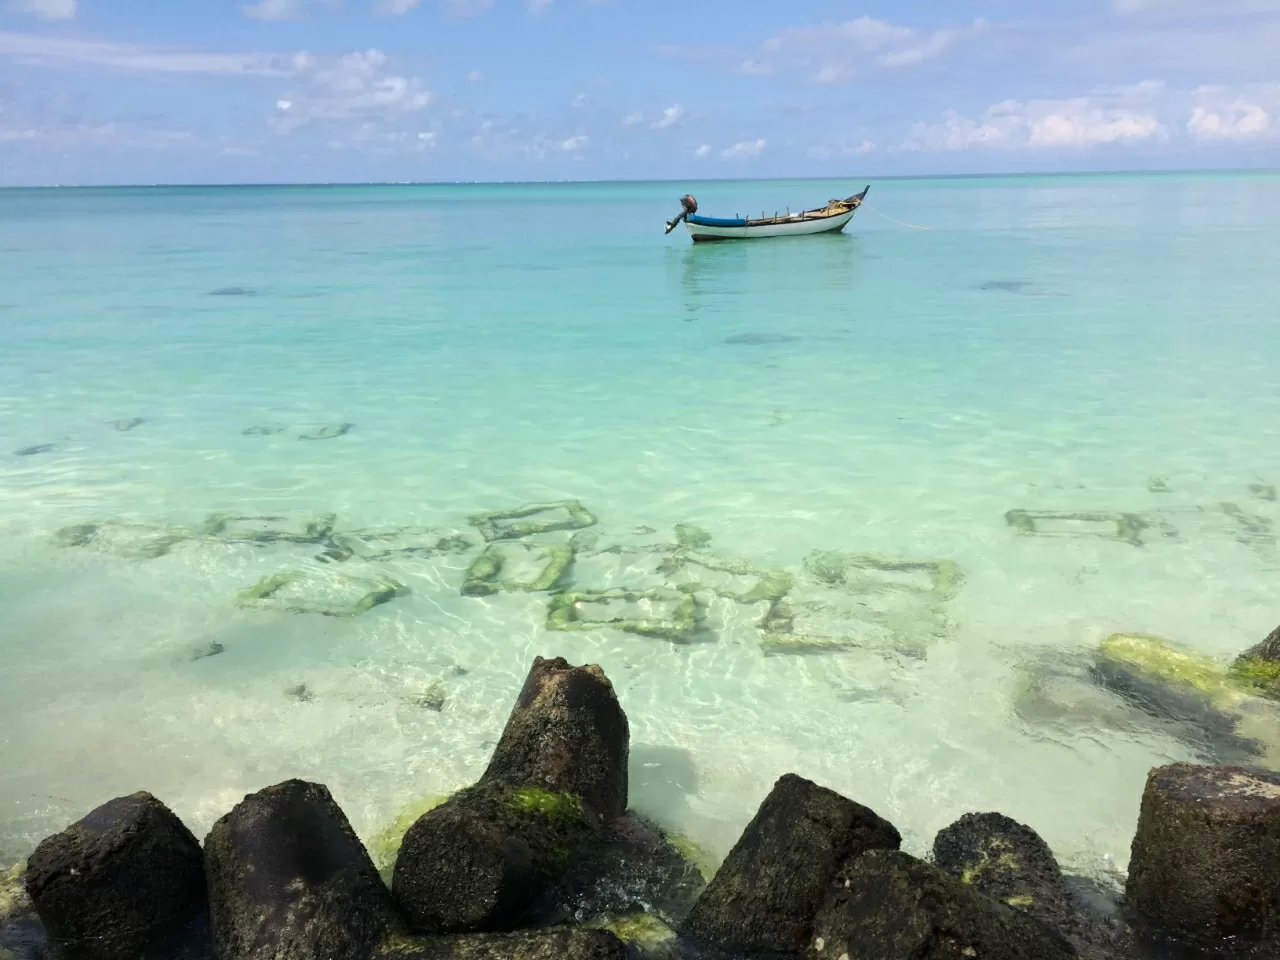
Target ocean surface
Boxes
[2,173,1279,888]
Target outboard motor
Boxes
[665,194,698,234]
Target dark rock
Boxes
[809,849,1076,960]
[1126,763,1280,946]
[204,779,397,960]
[680,773,901,955]
[479,656,629,822]
[373,928,627,960]
[933,813,1122,958]
[536,813,706,926]
[14,445,54,457]
[392,783,598,933]
[24,792,207,960]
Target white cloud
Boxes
[1114,0,1280,12]
[621,111,643,125]
[466,70,484,83]
[1187,85,1278,140]
[0,31,294,75]
[271,49,433,132]
[901,98,1166,151]
[560,134,587,151]
[761,16,988,84]
[374,0,422,12]
[694,144,711,157]
[570,93,588,108]
[528,0,553,13]
[7,0,75,21]
[650,104,684,129]
[736,59,773,76]
[807,139,875,160]
[722,138,766,158]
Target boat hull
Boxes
[686,207,858,242]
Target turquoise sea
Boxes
[2,173,1279,887]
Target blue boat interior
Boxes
[687,214,747,227]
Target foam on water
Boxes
[2,174,1279,884]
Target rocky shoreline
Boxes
[4,654,1280,960]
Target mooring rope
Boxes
[862,202,934,231]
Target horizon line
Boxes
[1,165,1277,190]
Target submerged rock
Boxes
[109,418,145,432]
[680,773,901,955]
[237,569,403,618]
[809,849,1076,960]
[209,287,258,297]
[979,279,1033,294]
[1249,483,1278,502]
[241,425,286,437]
[205,779,397,960]
[373,928,627,960]
[14,445,54,457]
[673,523,712,550]
[1126,763,1280,947]
[469,500,598,542]
[546,589,702,644]
[300,423,355,441]
[25,792,207,960]
[461,542,574,598]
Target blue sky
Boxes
[0,0,1277,184]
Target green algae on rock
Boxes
[205,511,337,544]
[0,862,29,927]
[664,832,717,884]
[673,523,712,550]
[320,528,475,563]
[369,795,452,885]
[469,500,597,542]
[658,551,794,605]
[1005,508,1154,547]
[802,551,964,601]
[50,520,192,559]
[237,569,403,617]
[462,542,574,597]
[372,928,627,960]
[585,912,676,960]
[546,589,699,643]
[1229,624,1280,700]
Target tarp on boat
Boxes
[687,214,748,227]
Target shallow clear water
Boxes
[2,174,1279,883]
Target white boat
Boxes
[665,186,869,242]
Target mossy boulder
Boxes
[584,913,675,960]
[391,784,598,933]
[537,813,706,928]
[368,796,451,885]
[480,656,629,820]
[673,523,712,550]
[25,792,207,960]
[658,551,793,605]
[809,849,1076,960]
[1229,624,1280,701]
[681,773,901,955]
[1126,763,1280,946]
[50,521,192,559]
[373,928,627,960]
[205,779,397,960]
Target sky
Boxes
[0,0,1277,185]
